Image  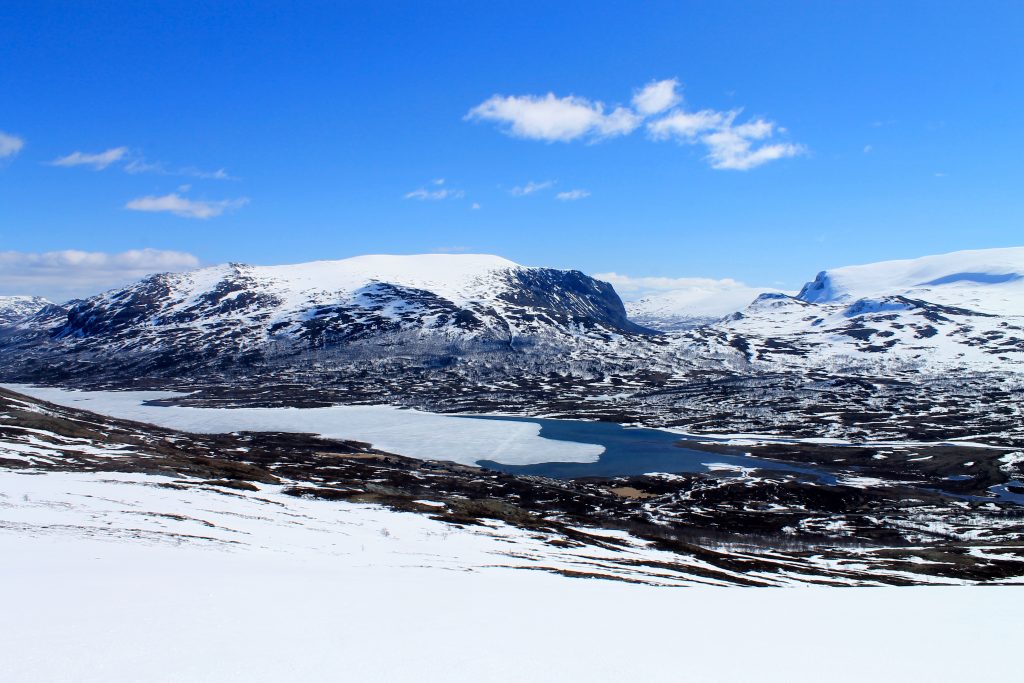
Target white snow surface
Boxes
[4,384,604,467]
[172,253,523,309]
[626,283,788,330]
[2,469,1021,682]
[796,246,1024,315]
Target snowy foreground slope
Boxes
[3,479,1021,683]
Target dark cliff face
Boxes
[498,269,654,335]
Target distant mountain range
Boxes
[1,247,1021,377]
[684,247,1024,372]
[0,295,52,326]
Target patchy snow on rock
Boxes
[0,295,51,325]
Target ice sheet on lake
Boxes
[4,384,603,467]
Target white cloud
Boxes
[632,79,681,116]
[125,193,249,219]
[471,203,481,210]
[466,93,640,142]
[597,273,746,297]
[0,131,25,158]
[0,248,200,302]
[468,79,803,170]
[700,116,803,170]
[510,180,555,196]
[556,189,590,201]
[50,147,129,170]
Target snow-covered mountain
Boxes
[0,254,652,377]
[796,247,1024,315]
[0,295,51,326]
[687,247,1024,371]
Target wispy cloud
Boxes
[50,146,129,170]
[404,188,464,200]
[120,156,237,180]
[122,158,166,174]
[510,180,555,196]
[0,131,25,158]
[184,167,235,180]
[556,189,590,201]
[468,79,803,170]
[466,93,640,142]
[404,178,464,200]
[125,192,249,219]
[0,248,200,302]
[51,146,236,179]
[647,109,727,140]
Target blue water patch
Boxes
[468,415,832,481]
[988,481,1024,506]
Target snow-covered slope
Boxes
[687,247,1024,372]
[626,284,787,330]
[0,295,51,326]
[797,246,1024,315]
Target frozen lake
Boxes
[7,384,825,479]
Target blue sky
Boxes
[2,1,1023,300]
